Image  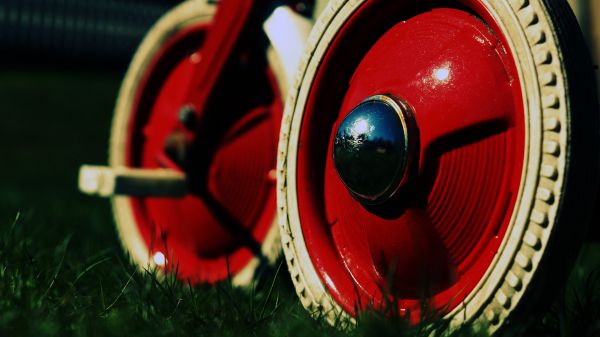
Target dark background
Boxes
[0,0,186,257]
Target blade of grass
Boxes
[102,270,135,314]
[72,256,111,285]
[41,234,72,299]
[259,259,283,320]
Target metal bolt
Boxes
[164,130,189,168]
[178,105,197,130]
[333,95,412,204]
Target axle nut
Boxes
[333,95,412,204]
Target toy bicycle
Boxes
[79,0,599,334]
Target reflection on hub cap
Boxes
[333,95,412,204]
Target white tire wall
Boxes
[277,0,598,334]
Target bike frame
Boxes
[183,0,267,120]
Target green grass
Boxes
[0,213,487,337]
[0,66,598,337]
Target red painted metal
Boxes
[124,19,282,283]
[296,1,525,322]
[183,0,263,122]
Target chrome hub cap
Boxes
[333,95,412,204]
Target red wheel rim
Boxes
[124,22,282,283]
[296,1,525,321]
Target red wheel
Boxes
[278,0,598,333]
[109,1,284,285]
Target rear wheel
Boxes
[278,0,598,332]
[110,0,284,285]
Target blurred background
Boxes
[0,0,189,262]
[0,0,183,65]
[568,0,600,94]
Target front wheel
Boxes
[278,0,598,333]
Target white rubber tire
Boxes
[278,0,598,333]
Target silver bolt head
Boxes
[333,95,411,204]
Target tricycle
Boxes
[79,0,599,334]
